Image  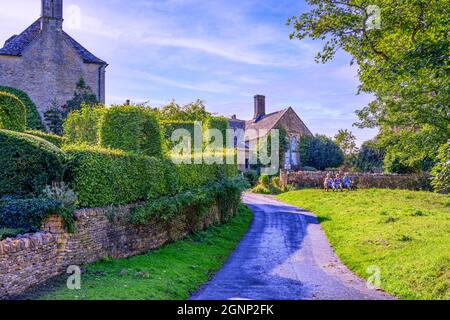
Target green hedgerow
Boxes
[64,105,106,145]
[162,121,196,150]
[0,130,67,197]
[63,145,166,208]
[0,92,27,132]
[26,130,68,148]
[0,86,44,131]
[99,105,163,157]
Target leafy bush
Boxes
[204,116,229,146]
[64,145,166,208]
[259,175,270,187]
[26,130,67,148]
[0,130,66,197]
[42,182,78,212]
[0,198,64,233]
[244,170,259,187]
[353,140,385,172]
[299,134,345,170]
[0,228,25,241]
[0,92,27,132]
[162,121,196,150]
[131,176,249,224]
[99,105,163,157]
[64,105,105,145]
[431,142,450,194]
[0,86,44,130]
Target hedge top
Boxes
[0,92,27,132]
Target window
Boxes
[291,137,298,166]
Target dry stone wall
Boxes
[0,202,222,299]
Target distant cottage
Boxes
[0,0,107,117]
[230,95,313,171]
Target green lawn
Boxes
[276,189,450,300]
[37,205,253,300]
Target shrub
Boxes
[162,121,196,150]
[0,198,64,233]
[0,92,27,132]
[26,130,67,147]
[353,140,385,172]
[244,170,259,187]
[431,142,450,194]
[0,228,25,241]
[64,105,105,145]
[64,145,166,208]
[259,175,270,187]
[0,130,66,197]
[99,105,163,157]
[0,86,44,130]
[299,134,345,170]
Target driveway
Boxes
[191,193,393,300]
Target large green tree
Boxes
[288,0,449,172]
[153,99,211,122]
[299,134,345,170]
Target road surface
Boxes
[191,193,393,300]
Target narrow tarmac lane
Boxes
[191,193,393,300]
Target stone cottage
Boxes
[0,0,107,118]
[230,95,313,171]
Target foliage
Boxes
[204,116,229,146]
[0,130,66,197]
[38,205,253,300]
[299,134,345,170]
[431,142,450,194]
[132,176,248,224]
[43,99,65,136]
[42,182,78,212]
[252,175,284,195]
[26,130,67,148]
[63,145,165,208]
[0,91,27,132]
[288,0,449,173]
[334,129,357,155]
[0,198,65,233]
[66,78,99,114]
[161,121,196,150]
[0,228,25,241]
[243,170,259,187]
[153,99,211,122]
[63,105,106,145]
[353,140,385,173]
[99,105,163,157]
[0,86,44,130]
[277,189,450,300]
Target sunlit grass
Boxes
[276,189,450,300]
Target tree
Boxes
[153,99,211,122]
[334,129,357,155]
[288,0,449,172]
[431,142,449,193]
[66,78,99,114]
[352,140,384,173]
[299,134,344,170]
[44,98,64,136]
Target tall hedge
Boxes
[162,121,196,150]
[64,145,166,208]
[204,116,229,145]
[26,130,67,148]
[0,130,66,197]
[0,86,44,131]
[64,105,106,145]
[99,105,163,157]
[0,92,27,132]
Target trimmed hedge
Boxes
[0,86,44,131]
[64,105,106,145]
[99,105,163,157]
[0,198,64,233]
[0,92,27,132]
[64,145,166,208]
[204,116,229,145]
[0,130,67,197]
[26,130,67,148]
[162,121,196,149]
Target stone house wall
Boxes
[0,30,105,118]
[0,202,222,299]
[280,171,432,191]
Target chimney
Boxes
[254,95,266,120]
[41,0,64,31]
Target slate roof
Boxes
[244,109,289,132]
[0,18,107,65]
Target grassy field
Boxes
[275,189,450,300]
[36,205,253,300]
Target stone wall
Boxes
[281,171,432,191]
[0,202,223,299]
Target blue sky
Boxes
[0,0,378,144]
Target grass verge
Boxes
[275,189,450,300]
[37,204,253,300]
